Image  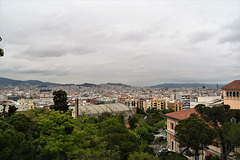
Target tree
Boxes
[0,121,34,160]
[158,152,187,160]
[7,105,18,117]
[135,124,155,144]
[99,117,139,160]
[195,105,240,160]
[175,114,215,159]
[128,152,159,160]
[52,90,68,112]
[136,106,145,115]
[128,114,140,130]
[4,114,32,139]
[146,111,165,126]
[34,110,76,159]
[98,112,112,122]
[154,119,166,130]
[0,105,7,119]
[0,36,3,57]
[0,105,18,118]
[72,115,120,159]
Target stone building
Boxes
[222,80,240,109]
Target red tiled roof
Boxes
[165,108,199,120]
[222,80,240,90]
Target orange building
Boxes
[165,108,239,159]
[165,109,199,155]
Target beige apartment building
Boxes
[222,80,240,109]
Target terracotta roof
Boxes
[165,108,199,120]
[222,80,240,90]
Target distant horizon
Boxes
[0,76,228,87]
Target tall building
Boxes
[175,92,190,109]
[222,80,240,109]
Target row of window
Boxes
[226,91,240,97]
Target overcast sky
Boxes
[0,0,240,86]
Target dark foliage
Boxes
[52,90,69,112]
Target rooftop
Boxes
[165,108,198,120]
[74,103,131,116]
[222,80,240,90]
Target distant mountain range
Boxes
[0,77,67,86]
[0,77,225,88]
[77,83,97,87]
[149,83,225,88]
[0,77,130,88]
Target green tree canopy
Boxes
[0,121,34,160]
[34,110,76,159]
[7,105,18,117]
[146,111,165,126]
[195,104,240,160]
[128,114,141,130]
[135,124,155,143]
[128,151,159,160]
[4,114,32,139]
[175,114,215,158]
[52,90,68,112]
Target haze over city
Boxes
[0,0,239,86]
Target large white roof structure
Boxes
[70,103,132,117]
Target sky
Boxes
[0,0,240,86]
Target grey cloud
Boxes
[218,17,240,44]
[2,1,240,86]
[13,68,72,76]
[223,17,240,31]
[218,32,240,44]
[189,31,216,43]
[16,43,92,59]
[120,31,152,43]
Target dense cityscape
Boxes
[1,77,240,160]
[0,77,223,112]
[1,0,240,160]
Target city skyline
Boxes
[0,0,240,86]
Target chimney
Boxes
[75,99,79,118]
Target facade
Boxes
[151,98,166,110]
[165,108,199,157]
[151,98,182,111]
[124,98,152,112]
[175,92,191,109]
[16,98,53,111]
[190,96,223,108]
[165,108,239,160]
[123,98,182,112]
[28,100,35,109]
[222,80,240,109]
[167,101,183,112]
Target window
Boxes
[227,91,229,96]
[237,92,239,97]
[171,123,174,130]
[233,92,236,97]
[230,92,232,97]
[172,141,174,150]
